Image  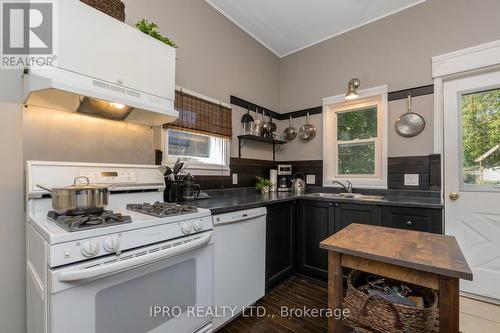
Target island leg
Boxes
[439,276,460,332]
[328,251,344,333]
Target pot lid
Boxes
[53,177,110,190]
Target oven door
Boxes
[49,232,213,333]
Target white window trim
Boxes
[432,39,500,154]
[161,129,231,176]
[322,85,388,189]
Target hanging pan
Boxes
[283,116,297,142]
[299,112,317,141]
[241,106,254,123]
[395,94,426,137]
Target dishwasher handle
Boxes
[58,233,212,282]
[213,209,267,226]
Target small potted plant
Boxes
[135,19,178,48]
[255,176,273,194]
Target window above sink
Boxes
[323,86,388,189]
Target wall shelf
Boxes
[238,135,286,161]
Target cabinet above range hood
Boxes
[22,0,178,126]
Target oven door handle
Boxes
[58,233,212,282]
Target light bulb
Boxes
[110,102,126,109]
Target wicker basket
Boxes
[344,271,438,333]
[80,0,125,22]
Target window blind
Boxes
[165,90,232,139]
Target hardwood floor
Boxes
[217,275,333,333]
[216,274,500,332]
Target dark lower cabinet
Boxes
[382,206,443,234]
[334,202,381,231]
[296,200,335,278]
[266,199,443,285]
[265,201,295,288]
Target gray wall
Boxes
[24,107,155,164]
[0,72,25,333]
[123,0,280,111]
[275,95,435,161]
[278,0,500,159]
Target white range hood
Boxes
[22,0,178,126]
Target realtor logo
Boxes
[1,0,56,67]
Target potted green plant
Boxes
[135,19,178,48]
[255,176,273,194]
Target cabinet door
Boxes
[296,200,335,278]
[382,206,443,234]
[334,203,381,232]
[266,202,295,288]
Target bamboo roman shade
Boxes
[165,90,232,139]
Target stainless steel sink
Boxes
[305,193,384,201]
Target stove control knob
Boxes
[193,221,203,232]
[181,222,193,234]
[104,236,120,253]
[81,241,99,257]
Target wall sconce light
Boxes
[345,78,361,100]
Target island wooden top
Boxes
[320,224,473,280]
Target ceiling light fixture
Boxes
[345,78,360,100]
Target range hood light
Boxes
[77,97,134,120]
[110,102,126,110]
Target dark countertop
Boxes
[191,188,443,215]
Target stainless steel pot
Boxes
[37,176,118,215]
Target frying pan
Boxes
[261,111,272,134]
[299,112,316,141]
[395,94,426,137]
[269,115,277,133]
[283,116,297,142]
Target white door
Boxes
[444,69,500,302]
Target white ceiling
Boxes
[205,0,426,57]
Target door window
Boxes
[461,88,500,189]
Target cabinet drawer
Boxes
[382,206,442,234]
[334,203,381,232]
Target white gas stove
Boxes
[26,161,214,333]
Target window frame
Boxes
[323,85,388,188]
[162,128,231,176]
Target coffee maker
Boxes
[277,164,292,192]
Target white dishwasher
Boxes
[212,207,267,330]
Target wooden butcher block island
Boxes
[320,224,473,333]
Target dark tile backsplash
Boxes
[388,155,441,191]
[195,158,323,190]
[192,155,440,191]
[195,158,276,190]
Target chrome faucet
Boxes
[332,180,353,193]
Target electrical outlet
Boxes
[306,175,316,185]
[232,173,238,185]
[404,174,419,186]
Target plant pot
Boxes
[260,186,270,194]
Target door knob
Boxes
[449,192,459,201]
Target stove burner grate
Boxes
[126,202,198,218]
[47,210,132,232]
